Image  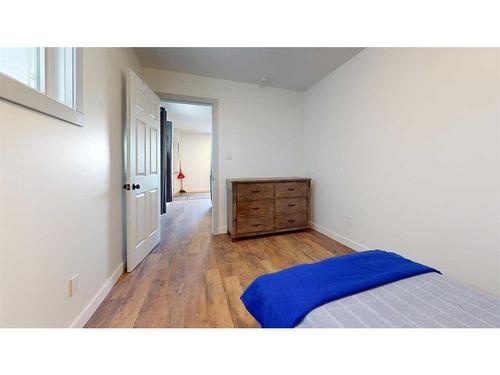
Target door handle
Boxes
[132,183,141,190]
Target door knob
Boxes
[132,183,141,190]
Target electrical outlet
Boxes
[225,151,232,161]
[347,216,353,227]
[69,274,79,297]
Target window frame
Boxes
[0,47,83,126]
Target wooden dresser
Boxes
[226,177,311,241]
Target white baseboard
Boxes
[214,226,227,235]
[70,261,125,328]
[311,222,370,252]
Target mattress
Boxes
[296,272,500,328]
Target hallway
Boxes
[85,199,352,328]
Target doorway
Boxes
[159,94,219,234]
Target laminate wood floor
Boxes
[85,198,353,328]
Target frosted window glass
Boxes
[0,48,45,92]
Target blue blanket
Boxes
[240,250,440,328]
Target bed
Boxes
[297,272,500,328]
[241,250,500,328]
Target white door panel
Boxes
[150,128,158,174]
[126,68,161,272]
[135,192,147,247]
[136,120,147,175]
[148,188,159,237]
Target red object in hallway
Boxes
[177,162,186,193]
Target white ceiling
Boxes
[136,48,363,92]
[163,101,212,134]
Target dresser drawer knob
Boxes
[251,190,261,193]
[287,204,296,207]
[251,223,261,227]
[288,219,296,223]
[251,207,260,210]
[287,188,295,191]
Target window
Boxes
[0,48,45,91]
[0,47,83,126]
[47,48,76,108]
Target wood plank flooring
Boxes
[85,198,353,328]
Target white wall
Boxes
[0,48,142,327]
[141,68,304,232]
[303,48,500,297]
[164,101,212,134]
[174,131,212,193]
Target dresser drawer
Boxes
[275,197,307,214]
[237,216,274,234]
[236,183,274,201]
[237,200,274,218]
[275,213,307,229]
[275,181,307,198]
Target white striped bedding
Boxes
[296,272,500,328]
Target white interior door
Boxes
[125,68,161,272]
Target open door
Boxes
[125,68,161,272]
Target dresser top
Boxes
[226,177,311,184]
